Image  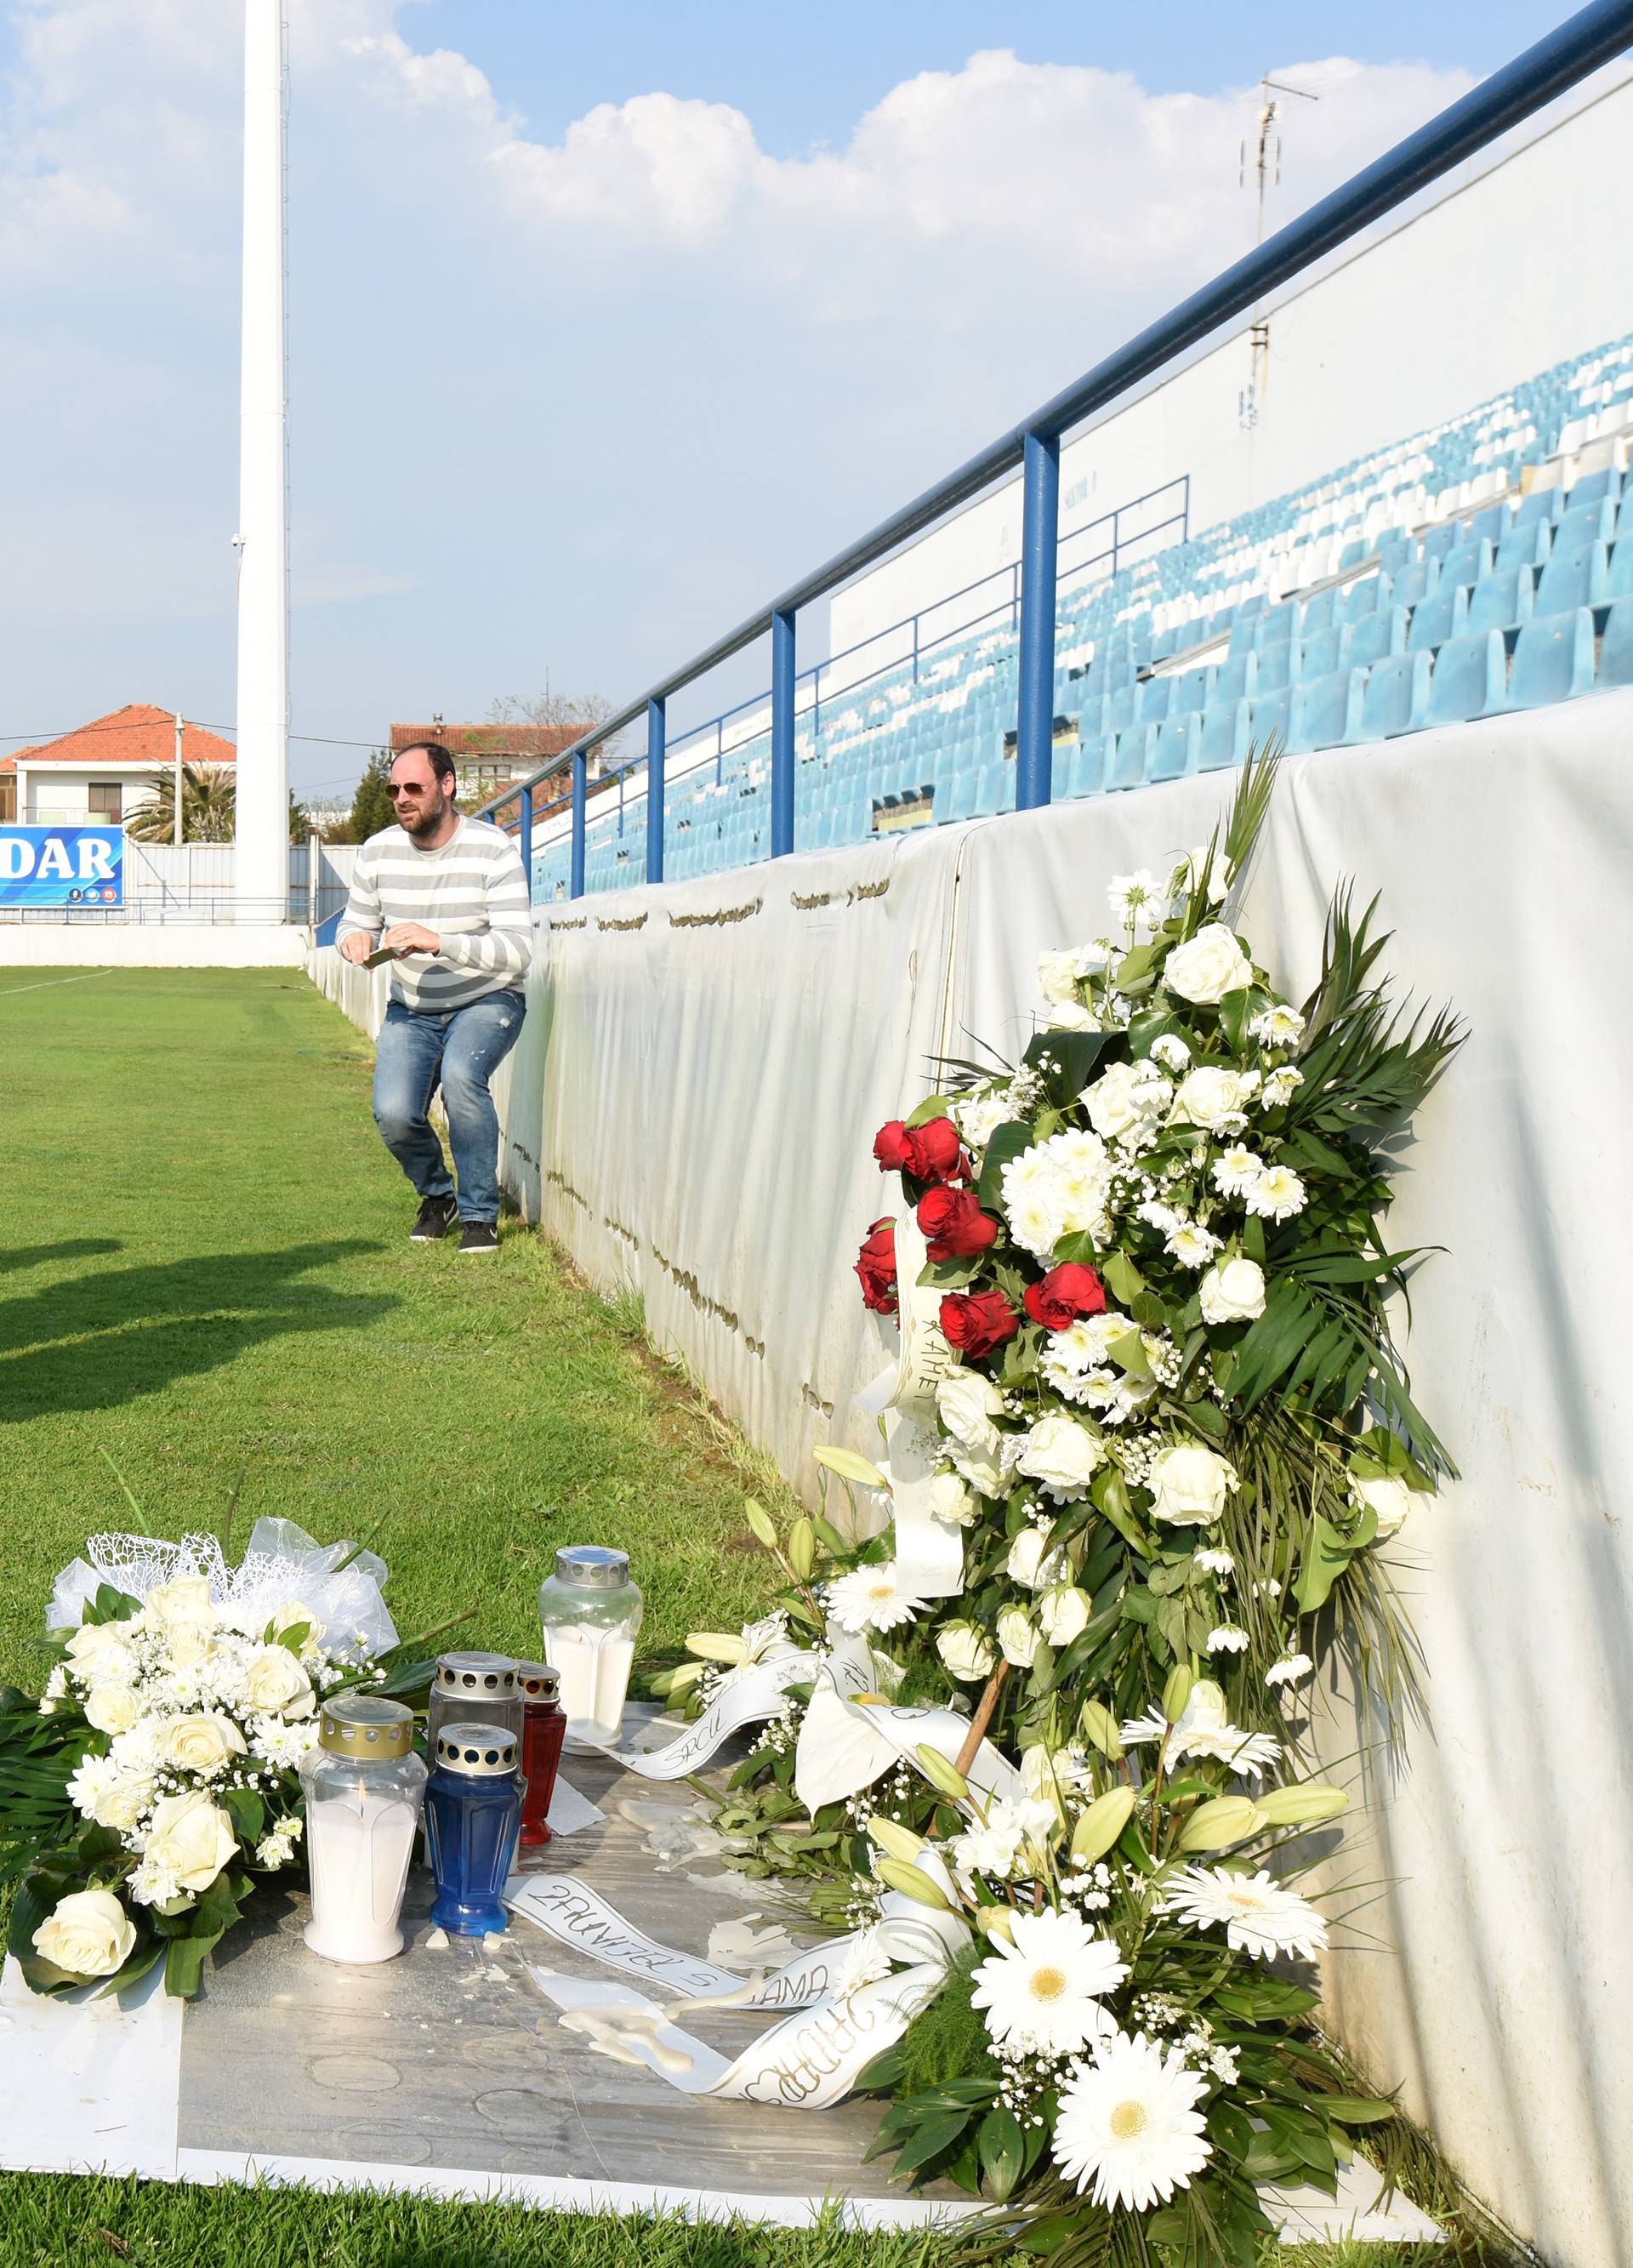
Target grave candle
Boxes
[424,1652,522,1752]
[538,1547,644,1751]
[424,1722,523,1936]
[515,1662,566,1847]
[296,1695,426,1965]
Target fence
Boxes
[481,0,1633,902]
[0,839,356,927]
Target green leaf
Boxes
[905,1095,954,1129]
[1294,1514,1354,1613]
[976,2106,1027,2202]
[164,1932,224,1999]
[224,1788,265,1849]
[1100,1251,1146,1304]
[888,2106,975,2183]
[1319,2094,1399,2125]
[976,1122,1035,1211]
[1213,1978,1319,2021]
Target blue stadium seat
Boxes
[1300,624,1352,680]
[1550,499,1617,562]
[1227,616,1258,658]
[1300,589,1338,635]
[1354,650,1432,740]
[1459,504,1508,548]
[1503,609,1596,709]
[1109,726,1155,790]
[1337,537,1371,574]
[1197,700,1248,772]
[1289,669,1363,754]
[1050,746,1073,801]
[1257,599,1302,645]
[1596,599,1633,690]
[1602,542,1633,603]
[1467,568,1536,635]
[1212,652,1257,706]
[1169,665,1212,716]
[1148,715,1199,781]
[1135,675,1172,724]
[1348,608,1407,667]
[1106,683,1138,736]
[1568,467,1621,511]
[1339,575,1392,624]
[1389,556,1437,610]
[1068,737,1108,797]
[1255,641,1296,692]
[1407,585,1471,650]
[1535,542,1607,614]
[1425,630,1507,727]
[1437,539,1494,592]
[1248,686,1293,751]
[1511,487,1565,530]
[1421,523,1458,563]
[1494,521,1552,573]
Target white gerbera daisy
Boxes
[1266,1652,1314,1688]
[1161,1866,1329,1961]
[1195,1547,1235,1575]
[970,1906,1129,2055]
[1244,1165,1306,1222]
[824,1563,928,1637]
[1211,1147,1264,1200]
[1205,1624,1250,1655]
[1052,2030,1212,2211]
[1120,1681,1279,1779]
[1249,1003,1306,1046]
[1107,869,1161,927]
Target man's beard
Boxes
[401,795,451,841]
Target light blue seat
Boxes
[1068,737,1108,797]
[1354,649,1432,739]
[1337,537,1371,573]
[1300,589,1338,635]
[1256,599,1302,646]
[1511,487,1564,529]
[1389,556,1437,610]
[1228,615,1259,658]
[1494,521,1552,573]
[1169,665,1212,716]
[1248,685,1293,752]
[1596,598,1633,690]
[1502,608,1596,709]
[1535,543,1607,615]
[1135,675,1172,725]
[1425,630,1507,727]
[970,760,1009,814]
[1407,585,1470,651]
[1108,725,1156,790]
[1288,669,1363,754]
[1421,523,1457,562]
[1437,538,1494,592]
[1348,608,1407,667]
[1467,568,1536,635]
[1197,699,1248,772]
[1602,542,1633,602]
[1550,499,1617,562]
[1212,652,1256,705]
[1459,504,1507,547]
[1106,684,1138,735]
[1050,747,1073,801]
[1255,641,1296,692]
[1568,467,1621,511]
[1149,714,1199,782]
[1300,624,1352,680]
[1339,575,1392,624]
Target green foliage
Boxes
[125,763,236,845]
[890,1947,1000,2098]
[348,749,396,841]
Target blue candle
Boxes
[424,1721,522,1936]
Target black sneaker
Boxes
[410,1194,459,1241]
[458,1222,499,1256]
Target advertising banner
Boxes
[0,826,124,909]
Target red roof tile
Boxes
[3,705,236,773]
[390,722,583,760]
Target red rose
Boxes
[939,1289,1020,1359]
[917,1183,1000,1262]
[902,1116,967,1183]
[873,1120,913,1172]
[1023,1262,1109,1332]
[854,1218,899,1314]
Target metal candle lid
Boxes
[433,1651,519,1698]
[515,1661,560,1703]
[434,1722,519,1777]
[554,1546,629,1589]
[318,1693,415,1762]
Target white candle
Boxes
[544,1627,635,1748]
[304,1792,420,1963]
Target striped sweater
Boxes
[336,817,533,1011]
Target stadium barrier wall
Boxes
[309,692,1633,2267]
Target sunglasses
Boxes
[388,782,437,799]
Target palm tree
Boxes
[128,765,237,844]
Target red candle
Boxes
[515,1662,566,1847]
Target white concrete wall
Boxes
[833,67,1633,651]
[0,926,308,967]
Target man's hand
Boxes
[339,931,373,966]
[382,922,441,956]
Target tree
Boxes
[348,750,395,841]
[127,765,236,844]
[485,690,622,772]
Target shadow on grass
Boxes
[0,1238,122,1277]
[0,1241,395,1422]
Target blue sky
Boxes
[0,1,1573,796]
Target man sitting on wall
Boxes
[337,741,531,1256]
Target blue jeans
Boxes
[373,992,525,1224]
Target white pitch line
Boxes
[0,970,107,1000]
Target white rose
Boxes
[1083,1059,1168,1141]
[996,1607,1041,1669]
[936,1622,997,1684]
[1006,1523,1063,1589]
[32,1888,136,1978]
[242,1647,315,1719]
[927,1473,979,1529]
[65,1621,135,1675]
[1164,923,1254,1005]
[1173,1066,1258,1130]
[159,1712,248,1777]
[145,1576,217,1629]
[1199,1257,1266,1325]
[90,1777,153,1834]
[83,1684,140,1736]
[1353,1473,1414,1538]
[142,1790,239,1893]
[1038,948,1084,1006]
[1045,999,1100,1032]
[1147,1442,1239,1527]
[936,1371,1005,1453]
[1016,1412,1104,1499]
[265,1598,323,1657]
[1037,1585,1091,1647]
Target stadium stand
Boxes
[533,330,1633,898]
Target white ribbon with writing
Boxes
[857,1210,964,1598]
[600,1650,820,1780]
[505,1876,842,2009]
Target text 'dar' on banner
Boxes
[0,827,124,908]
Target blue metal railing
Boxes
[483,1,1633,896]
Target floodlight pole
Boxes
[173,711,184,847]
[233,0,290,924]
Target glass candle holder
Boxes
[424,1722,523,1937]
[515,1662,566,1848]
[297,1694,427,1965]
[424,1653,522,1752]
[538,1546,644,1750]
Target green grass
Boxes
[0,966,1463,2266]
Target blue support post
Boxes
[646,696,666,885]
[1015,430,1061,812]
[519,784,533,905]
[771,606,795,857]
[569,749,587,900]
